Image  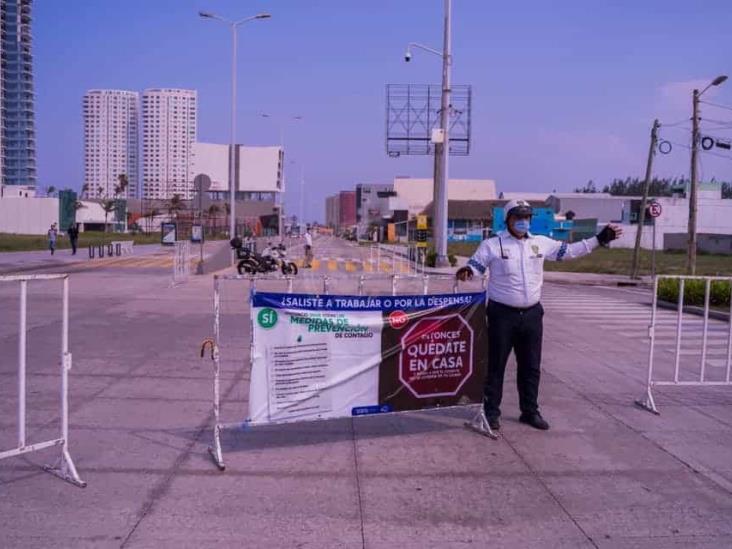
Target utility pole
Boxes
[630,119,659,280]
[686,74,728,274]
[687,89,700,275]
[434,0,452,267]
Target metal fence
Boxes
[205,272,488,470]
[0,274,86,487]
[636,275,732,414]
[171,240,191,285]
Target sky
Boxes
[34,0,732,222]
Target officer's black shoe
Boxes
[519,413,550,431]
[488,417,500,431]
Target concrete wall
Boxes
[547,195,625,223]
[393,177,497,215]
[608,196,732,250]
[665,233,732,255]
[0,196,58,234]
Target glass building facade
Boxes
[1,0,36,187]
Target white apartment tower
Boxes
[142,89,197,199]
[83,90,139,198]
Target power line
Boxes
[660,118,691,128]
[700,100,732,113]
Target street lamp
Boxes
[687,74,727,274]
[199,10,271,258]
[403,0,452,267]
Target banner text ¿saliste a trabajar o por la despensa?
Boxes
[249,292,488,424]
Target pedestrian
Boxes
[457,199,622,433]
[303,226,314,268]
[47,223,58,256]
[67,223,79,255]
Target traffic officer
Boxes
[457,199,622,432]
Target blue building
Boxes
[1,0,36,187]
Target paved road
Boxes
[1,236,732,548]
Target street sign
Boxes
[193,174,212,212]
[648,201,662,218]
[417,215,428,230]
[398,315,474,398]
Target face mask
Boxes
[512,219,531,234]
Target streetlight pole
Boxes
[687,75,727,275]
[199,11,271,258]
[405,0,452,267]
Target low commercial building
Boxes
[356,183,394,238]
[421,200,494,242]
[394,177,497,216]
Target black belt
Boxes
[488,300,540,313]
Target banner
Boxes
[249,291,487,425]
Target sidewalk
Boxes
[0,243,165,274]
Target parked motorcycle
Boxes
[230,239,298,276]
[264,243,299,276]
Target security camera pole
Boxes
[405,0,452,267]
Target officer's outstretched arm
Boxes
[545,234,598,261]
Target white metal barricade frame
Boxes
[172,240,190,285]
[206,272,490,470]
[636,275,732,414]
[0,274,86,487]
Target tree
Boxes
[46,185,57,197]
[166,194,185,220]
[207,203,221,234]
[144,207,161,233]
[114,173,129,197]
[97,185,104,197]
[573,180,597,193]
[101,200,116,233]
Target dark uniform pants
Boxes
[484,300,544,420]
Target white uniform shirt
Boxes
[467,231,599,308]
[304,232,313,247]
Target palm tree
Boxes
[149,207,161,233]
[114,173,129,197]
[166,194,185,220]
[207,204,221,234]
[101,200,116,233]
[97,185,104,198]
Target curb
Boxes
[657,299,731,322]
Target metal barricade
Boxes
[0,274,86,487]
[172,240,190,285]
[206,272,488,470]
[636,275,732,414]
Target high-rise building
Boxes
[1,0,36,187]
[83,90,139,199]
[142,88,197,199]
